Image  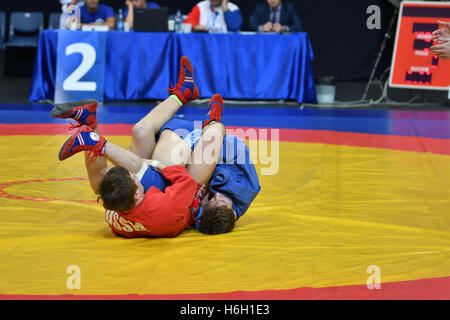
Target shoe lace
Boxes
[166,81,176,94]
[86,140,106,163]
[68,121,82,131]
[166,67,186,93]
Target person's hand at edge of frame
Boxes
[430,41,450,60]
[432,20,450,43]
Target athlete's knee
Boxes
[132,121,153,141]
[205,122,226,137]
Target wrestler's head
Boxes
[97,166,144,212]
[199,192,236,235]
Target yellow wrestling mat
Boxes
[1,134,449,297]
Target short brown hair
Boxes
[97,166,137,212]
[199,203,235,235]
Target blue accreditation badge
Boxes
[55,30,107,104]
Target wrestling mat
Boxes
[0,104,449,299]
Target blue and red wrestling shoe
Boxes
[51,99,98,130]
[203,94,224,128]
[167,56,200,104]
[59,125,106,161]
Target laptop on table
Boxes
[134,7,169,32]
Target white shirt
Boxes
[196,0,240,33]
[59,0,85,29]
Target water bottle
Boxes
[175,9,182,33]
[117,9,124,31]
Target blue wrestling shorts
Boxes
[136,118,202,193]
[158,118,203,151]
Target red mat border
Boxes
[0,276,449,300]
[0,124,449,156]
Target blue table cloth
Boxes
[30,30,317,103]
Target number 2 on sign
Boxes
[63,43,97,91]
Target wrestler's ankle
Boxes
[203,121,225,135]
[170,95,183,107]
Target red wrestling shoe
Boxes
[58,125,106,161]
[203,94,224,128]
[167,56,200,104]
[51,99,98,130]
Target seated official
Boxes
[250,0,302,33]
[124,0,160,30]
[80,0,115,29]
[184,0,243,33]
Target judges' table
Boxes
[29,30,317,103]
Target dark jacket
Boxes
[249,2,302,32]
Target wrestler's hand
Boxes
[125,0,133,8]
[433,21,450,43]
[430,41,450,60]
[144,159,168,172]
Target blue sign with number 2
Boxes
[55,30,107,104]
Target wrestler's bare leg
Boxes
[130,55,199,158]
[130,96,183,159]
[151,130,192,166]
[186,122,226,184]
[84,152,111,193]
[85,95,183,192]
[152,94,226,184]
[151,122,226,185]
[85,129,146,193]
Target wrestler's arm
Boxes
[104,141,144,174]
[143,159,168,171]
[186,122,226,184]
